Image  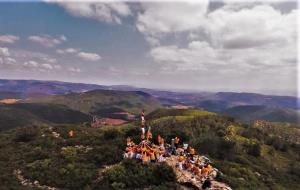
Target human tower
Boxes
[123,110,216,182]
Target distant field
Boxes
[0,99,20,104]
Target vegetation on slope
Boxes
[0,123,177,190]
[223,105,300,124]
[147,108,214,120]
[26,89,162,116]
[146,109,300,189]
[0,103,91,131]
[0,108,299,190]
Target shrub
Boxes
[103,129,121,140]
[102,159,176,189]
[89,144,123,166]
[14,126,39,142]
[246,143,261,157]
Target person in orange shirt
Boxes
[193,163,201,177]
[177,155,185,170]
[141,144,148,163]
[149,147,156,163]
[202,164,210,178]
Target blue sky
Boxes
[0,1,298,96]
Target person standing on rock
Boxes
[140,109,146,139]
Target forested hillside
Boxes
[26,90,162,115]
[0,108,299,189]
[0,103,91,131]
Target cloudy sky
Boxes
[0,0,298,96]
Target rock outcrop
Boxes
[14,169,59,190]
[165,156,232,190]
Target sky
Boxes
[0,0,298,96]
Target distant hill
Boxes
[153,91,300,124]
[196,100,232,112]
[155,91,299,110]
[214,92,299,110]
[25,89,162,116]
[146,108,215,120]
[223,105,300,124]
[0,103,91,131]
[0,91,22,99]
[0,79,106,98]
[1,79,298,109]
[1,79,299,124]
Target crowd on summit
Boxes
[123,110,216,184]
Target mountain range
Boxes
[0,79,299,125]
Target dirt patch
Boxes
[0,98,20,104]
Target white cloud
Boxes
[68,67,81,73]
[0,47,15,66]
[136,1,209,35]
[28,34,67,47]
[24,60,39,68]
[53,65,62,70]
[56,48,79,54]
[60,35,67,41]
[207,5,297,49]
[56,49,64,54]
[77,51,101,61]
[145,36,160,46]
[0,47,10,57]
[150,41,220,71]
[41,63,53,70]
[0,35,20,44]
[23,60,62,71]
[42,57,57,63]
[146,2,296,78]
[53,2,131,24]
[56,47,101,62]
[6,57,16,64]
[136,2,296,52]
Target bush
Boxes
[246,143,261,157]
[14,126,39,142]
[194,136,237,160]
[102,159,176,189]
[103,129,121,140]
[90,144,123,166]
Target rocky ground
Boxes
[165,155,232,190]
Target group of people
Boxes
[124,109,176,162]
[123,134,178,163]
[124,134,215,181]
[176,145,215,181]
[123,110,216,184]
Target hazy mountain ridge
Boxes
[0,79,106,98]
[1,79,298,109]
[0,79,299,125]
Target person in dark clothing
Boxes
[202,178,211,189]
